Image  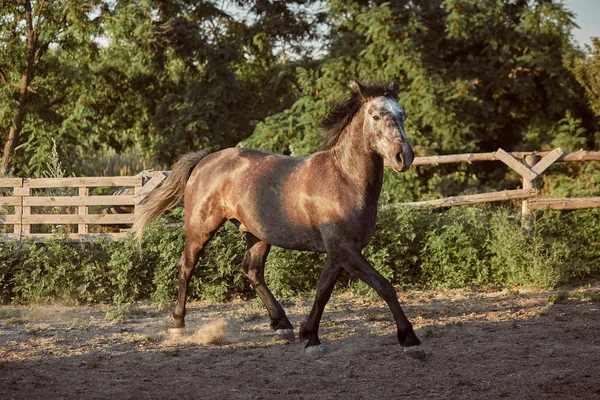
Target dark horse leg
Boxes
[172,218,225,331]
[241,233,294,339]
[303,243,425,359]
[299,258,342,354]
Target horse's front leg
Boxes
[299,258,342,355]
[333,245,425,359]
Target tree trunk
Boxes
[1,0,36,174]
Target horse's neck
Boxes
[329,112,384,198]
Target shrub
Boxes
[264,248,325,299]
[487,209,564,288]
[420,207,492,288]
[0,239,19,303]
[12,230,96,303]
[0,205,599,305]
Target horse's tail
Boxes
[132,151,209,242]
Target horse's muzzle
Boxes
[392,146,414,172]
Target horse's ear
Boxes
[387,80,399,98]
[348,80,366,97]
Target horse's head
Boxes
[351,80,414,172]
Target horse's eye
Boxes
[373,115,380,121]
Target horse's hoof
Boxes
[168,327,187,337]
[275,329,295,342]
[305,344,326,357]
[403,344,426,360]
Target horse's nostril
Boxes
[395,153,404,165]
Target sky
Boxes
[564,0,600,47]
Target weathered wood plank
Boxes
[79,187,88,234]
[559,150,600,162]
[21,188,31,235]
[13,184,23,237]
[133,172,166,203]
[22,195,137,206]
[529,197,600,210]
[495,149,538,181]
[531,148,564,175]
[0,215,22,224]
[22,214,135,224]
[0,178,23,187]
[21,232,132,242]
[412,153,497,166]
[522,155,541,231]
[13,187,30,196]
[23,176,143,188]
[411,150,600,166]
[402,188,537,207]
[0,197,21,206]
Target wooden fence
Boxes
[0,171,167,241]
[0,148,599,241]
[403,147,600,229]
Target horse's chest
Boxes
[353,209,378,248]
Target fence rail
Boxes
[1,148,599,241]
[0,172,166,241]
[403,147,600,229]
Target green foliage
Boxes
[12,230,105,303]
[1,1,321,176]
[571,37,600,119]
[264,248,324,299]
[0,239,19,303]
[242,0,598,203]
[2,205,599,306]
[420,208,491,288]
[361,205,432,288]
[486,210,564,288]
[546,290,569,306]
[534,208,600,281]
[190,222,248,301]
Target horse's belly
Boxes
[239,219,327,253]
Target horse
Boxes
[133,80,425,359]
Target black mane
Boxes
[320,82,397,150]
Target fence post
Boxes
[13,182,30,239]
[522,154,540,230]
[79,186,88,235]
[12,179,24,240]
[21,186,31,236]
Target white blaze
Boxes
[382,98,403,117]
[377,98,407,141]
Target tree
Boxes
[572,38,600,118]
[0,0,101,175]
[1,0,323,175]
[243,0,597,201]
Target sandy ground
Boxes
[1,281,599,399]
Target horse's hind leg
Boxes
[299,258,342,354]
[172,218,225,330]
[242,233,294,340]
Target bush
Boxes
[420,207,491,288]
[487,210,564,288]
[265,248,325,299]
[0,205,599,305]
[0,239,19,303]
